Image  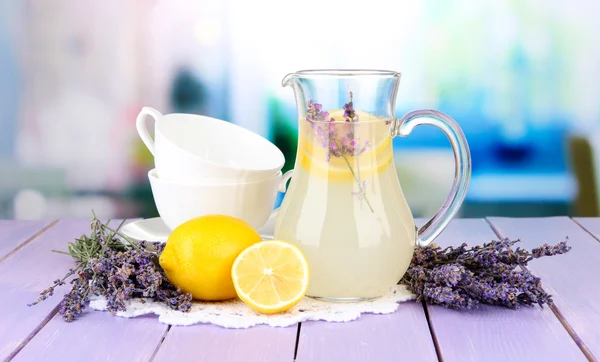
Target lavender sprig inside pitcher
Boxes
[306,93,374,212]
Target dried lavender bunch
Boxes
[29,213,192,322]
[401,238,571,310]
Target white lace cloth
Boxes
[89,284,415,328]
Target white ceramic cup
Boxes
[136,107,285,182]
[148,168,293,231]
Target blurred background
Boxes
[1,0,600,220]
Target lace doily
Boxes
[89,284,415,328]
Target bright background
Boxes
[1,0,600,220]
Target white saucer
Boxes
[121,214,276,243]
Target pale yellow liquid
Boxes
[274,112,416,300]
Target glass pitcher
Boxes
[274,70,471,301]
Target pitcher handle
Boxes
[269,170,294,219]
[392,109,471,247]
[136,107,163,155]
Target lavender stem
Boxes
[52,250,71,256]
[101,223,144,251]
[339,147,374,213]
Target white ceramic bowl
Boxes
[137,107,285,183]
[148,169,292,231]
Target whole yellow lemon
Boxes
[159,215,262,301]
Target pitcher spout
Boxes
[281,73,297,87]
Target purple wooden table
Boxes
[1,217,599,362]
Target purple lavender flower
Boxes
[531,240,571,259]
[305,93,374,212]
[422,284,477,309]
[30,216,193,322]
[400,238,570,310]
[431,264,467,287]
[343,92,358,122]
[305,95,371,162]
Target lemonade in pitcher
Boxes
[275,99,416,300]
[275,70,471,301]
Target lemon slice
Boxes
[296,110,394,181]
[297,148,393,182]
[232,240,310,314]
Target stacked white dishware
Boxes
[136,107,291,232]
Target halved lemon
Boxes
[232,240,310,314]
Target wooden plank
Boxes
[0,220,54,262]
[295,304,437,362]
[425,218,585,362]
[487,217,600,360]
[9,219,170,362]
[572,217,600,241]
[153,324,298,362]
[12,313,169,362]
[0,219,90,361]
